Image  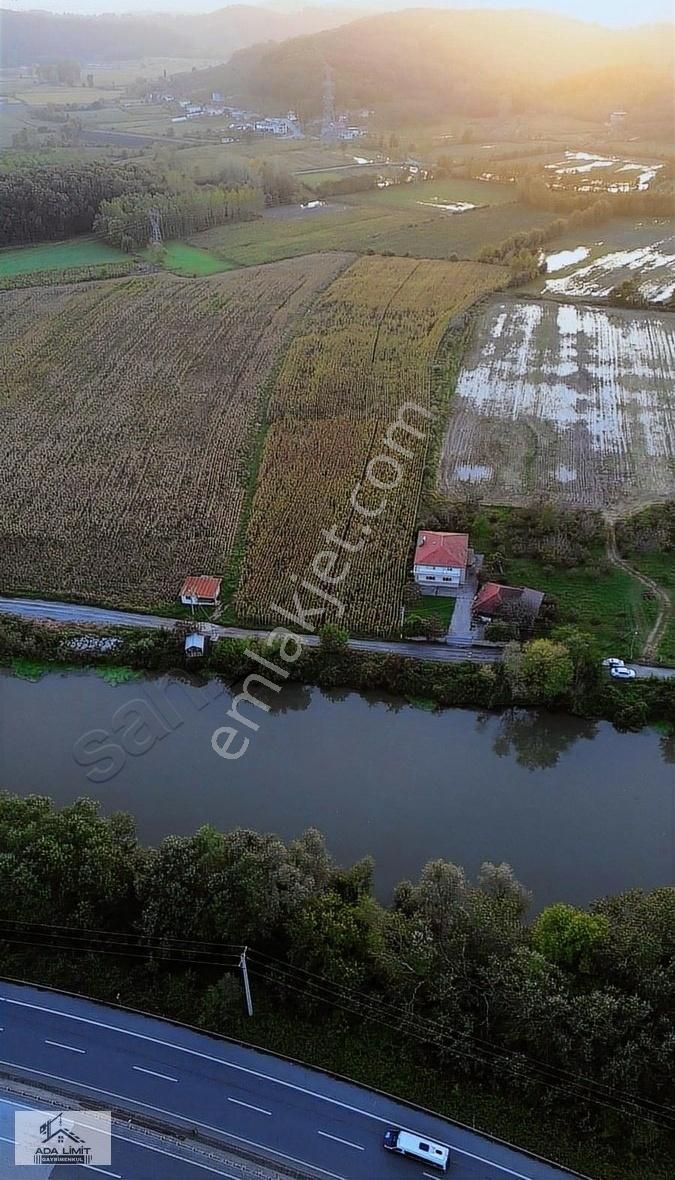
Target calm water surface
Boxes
[1,670,673,907]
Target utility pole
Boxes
[321,64,337,143]
[239,947,254,1017]
[148,207,162,247]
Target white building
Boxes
[413,530,471,594]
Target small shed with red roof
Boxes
[413,530,471,594]
[180,575,222,607]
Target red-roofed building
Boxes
[413,530,471,594]
[180,575,222,607]
[473,581,544,620]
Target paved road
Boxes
[2,596,671,676]
[0,982,583,1180]
[0,597,502,666]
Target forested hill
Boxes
[0,5,364,68]
[175,8,674,119]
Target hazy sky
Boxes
[2,0,672,23]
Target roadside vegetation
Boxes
[0,791,673,1180]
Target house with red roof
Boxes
[413,530,472,595]
[472,581,544,622]
[179,575,222,607]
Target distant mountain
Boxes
[173,8,673,120]
[0,6,365,68]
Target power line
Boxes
[1,920,671,1129]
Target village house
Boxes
[179,575,222,608]
[472,581,544,622]
[413,530,473,594]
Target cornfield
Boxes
[0,254,351,607]
[235,257,507,634]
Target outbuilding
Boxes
[180,575,222,608]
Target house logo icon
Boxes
[33,1113,92,1165]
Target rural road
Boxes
[0,596,503,666]
[1,595,672,676]
[0,981,584,1180]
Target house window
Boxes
[442,576,453,582]
[425,575,436,582]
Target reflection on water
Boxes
[0,671,673,908]
[491,709,598,770]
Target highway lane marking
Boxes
[132,1065,178,1082]
[227,1097,271,1116]
[0,995,543,1180]
[317,1131,364,1151]
[0,1096,235,1178]
[108,1129,241,1177]
[0,1060,349,1180]
[45,1039,86,1054]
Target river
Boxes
[1,669,673,908]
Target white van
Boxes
[382,1127,450,1171]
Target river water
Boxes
[1,670,673,908]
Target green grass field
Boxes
[0,238,127,276]
[407,596,456,627]
[146,241,237,276]
[345,176,516,209]
[191,202,557,266]
[621,551,675,665]
[504,556,659,658]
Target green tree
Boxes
[532,903,609,970]
[505,638,573,704]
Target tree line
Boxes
[94,186,263,252]
[0,791,673,1173]
[0,160,165,246]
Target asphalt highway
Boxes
[0,982,584,1180]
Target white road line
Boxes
[44,1039,86,1054]
[108,1130,241,1178]
[132,1065,177,1082]
[0,994,541,1180]
[317,1130,364,1151]
[0,1096,237,1178]
[227,1097,271,1116]
[0,1058,348,1180]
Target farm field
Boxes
[344,176,517,209]
[191,202,558,266]
[234,256,507,634]
[0,253,351,607]
[4,86,124,105]
[440,297,675,512]
[0,238,126,277]
[540,222,675,303]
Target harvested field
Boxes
[0,254,351,606]
[440,297,675,512]
[235,256,507,634]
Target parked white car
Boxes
[602,657,625,668]
[610,665,637,680]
